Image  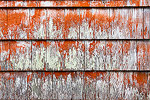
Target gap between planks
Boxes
[0,39,149,41]
[0,70,149,72]
[0,6,149,9]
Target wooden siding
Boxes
[0,0,149,99]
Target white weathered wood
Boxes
[80,8,96,39]
[122,41,137,70]
[85,41,105,70]
[105,41,123,70]
[10,41,31,70]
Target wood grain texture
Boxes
[110,72,148,99]
[144,8,150,39]
[10,41,31,70]
[85,41,105,70]
[0,41,10,70]
[148,41,150,69]
[111,8,130,39]
[0,9,7,39]
[32,41,47,70]
[47,9,65,39]
[0,40,149,71]
[8,9,30,39]
[90,0,149,7]
[0,72,148,99]
[148,73,150,100]
[0,8,148,40]
[0,1,149,99]
[95,8,109,39]
[105,41,123,70]
[96,72,109,100]
[30,9,47,39]
[72,72,84,99]
[64,9,80,39]
[53,72,73,99]
[4,0,150,7]
[84,72,96,100]
[137,41,149,70]
[122,41,137,70]
[109,72,124,99]
[80,8,95,39]
[47,41,85,71]
[133,72,148,100]
[131,8,144,39]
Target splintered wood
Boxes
[0,0,149,99]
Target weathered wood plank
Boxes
[47,9,64,39]
[80,8,96,39]
[0,42,10,70]
[52,72,63,99]
[47,41,85,71]
[148,73,150,100]
[90,0,149,7]
[122,41,137,70]
[133,72,148,99]
[40,72,53,99]
[85,41,105,70]
[132,8,144,39]
[0,72,148,99]
[7,1,26,7]
[96,72,109,100]
[110,72,124,100]
[7,1,37,7]
[148,42,150,69]
[5,0,149,7]
[46,41,61,70]
[63,9,80,39]
[109,72,124,99]
[123,72,136,99]
[84,72,96,100]
[95,8,109,39]
[110,72,148,99]
[8,9,30,39]
[111,8,130,39]
[72,72,84,100]
[10,41,31,70]
[0,72,53,99]
[144,8,150,39]
[0,9,7,39]
[14,72,28,99]
[30,9,47,39]
[53,72,73,99]
[0,1,6,7]
[28,72,42,99]
[32,41,47,70]
[105,41,123,70]
[137,41,149,70]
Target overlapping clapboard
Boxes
[0,0,149,100]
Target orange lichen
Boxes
[123,41,131,53]
[84,72,97,80]
[53,72,75,81]
[134,72,147,86]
